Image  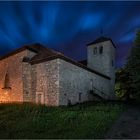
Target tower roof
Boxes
[87,36,116,48]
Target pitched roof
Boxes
[87,36,116,48]
[0,43,111,80]
[29,44,59,63]
[0,43,58,61]
[30,53,110,79]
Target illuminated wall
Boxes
[34,59,59,106]
[0,49,36,102]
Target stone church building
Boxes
[0,36,116,106]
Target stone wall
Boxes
[0,50,27,102]
[87,41,115,77]
[87,40,115,98]
[0,49,37,103]
[0,46,115,105]
[58,59,111,106]
[0,49,60,105]
[34,59,59,106]
[22,50,36,102]
[33,58,112,106]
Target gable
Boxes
[0,43,59,63]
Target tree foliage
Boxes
[125,30,140,100]
[116,30,140,100]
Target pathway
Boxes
[105,106,140,139]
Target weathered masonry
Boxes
[0,36,116,106]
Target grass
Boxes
[0,101,124,139]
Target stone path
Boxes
[105,106,140,139]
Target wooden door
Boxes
[36,92,44,104]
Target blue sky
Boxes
[0,1,140,67]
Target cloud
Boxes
[79,13,103,30]
[0,1,140,67]
[119,32,135,43]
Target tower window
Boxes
[112,60,114,66]
[93,47,97,54]
[99,46,103,54]
[90,79,93,90]
[78,93,82,102]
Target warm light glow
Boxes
[4,90,9,95]
[0,87,11,103]
[2,88,11,95]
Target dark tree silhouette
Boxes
[125,30,140,100]
[116,30,140,101]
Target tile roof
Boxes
[0,43,111,80]
[29,43,59,63]
[0,43,58,61]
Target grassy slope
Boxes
[0,102,124,139]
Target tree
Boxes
[125,30,140,100]
[115,30,140,101]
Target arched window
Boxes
[99,46,103,54]
[2,72,11,90]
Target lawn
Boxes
[0,101,124,139]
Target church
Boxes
[0,36,116,106]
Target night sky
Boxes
[0,1,140,68]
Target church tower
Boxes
[87,36,116,99]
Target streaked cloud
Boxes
[0,1,139,67]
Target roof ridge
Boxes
[30,53,111,80]
[0,43,59,61]
[87,36,116,48]
[0,45,37,61]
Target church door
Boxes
[36,92,44,104]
